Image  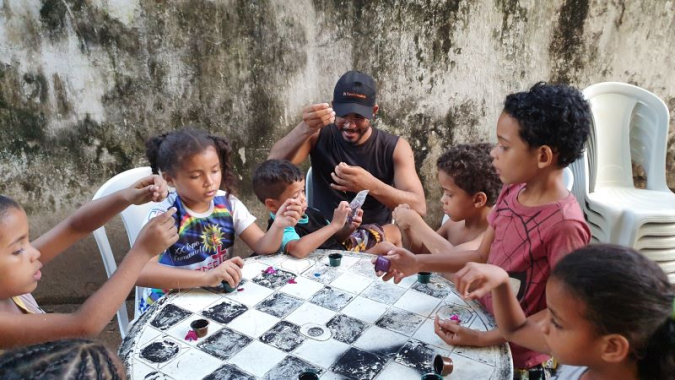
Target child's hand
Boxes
[348,208,363,230]
[273,198,302,228]
[392,204,418,230]
[454,262,510,300]
[373,246,419,283]
[434,315,484,346]
[128,175,169,204]
[331,201,351,228]
[205,257,244,287]
[133,207,178,258]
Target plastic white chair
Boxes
[580,82,675,279]
[92,167,154,338]
[306,166,314,208]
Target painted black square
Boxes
[394,339,437,373]
[197,327,252,360]
[203,364,256,380]
[375,308,425,335]
[139,339,180,364]
[255,293,303,318]
[326,314,368,344]
[149,304,192,331]
[411,281,451,299]
[253,268,297,289]
[263,356,322,380]
[309,286,354,312]
[361,281,406,305]
[202,299,248,324]
[259,321,305,352]
[331,347,386,380]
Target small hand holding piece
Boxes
[206,257,244,288]
[371,246,419,283]
[133,207,179,259]
[392,204,420,230]
[434,315,483,346]
[129,175,170,204]
[330,162,375,193]
[331,201,351,228]
[303,103,335,132]
[274,198,303,228]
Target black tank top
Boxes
[310,124,399,225]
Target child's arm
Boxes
[333,203,361,243]
[0,209,178,349]
[32,175,168,265]
[393,205,454,254]
[238,198,302,255]
[380,226,495,281]
[453,262,550,353]
[285,201,351,259]
[137,256,245,289]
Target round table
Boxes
[119,250,512,380]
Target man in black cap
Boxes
[268,71,426,226]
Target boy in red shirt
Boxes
[381,82,591,377]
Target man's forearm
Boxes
[268,122,314,163]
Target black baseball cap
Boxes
[332,71,377,119]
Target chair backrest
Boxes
[91,167,154,338]
[306,166,314,208]
[582,82,670,192]
[562,166,574,192]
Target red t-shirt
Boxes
[481,183,590,368]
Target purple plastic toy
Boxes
[374,256,391,272]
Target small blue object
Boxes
[314,272,321,277]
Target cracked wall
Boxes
[1,0,674,303]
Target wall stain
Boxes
[549,0,590,83]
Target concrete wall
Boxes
[1,0,673,303]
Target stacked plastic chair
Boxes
[570,82,675,282]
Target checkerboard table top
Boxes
[119,250,513,380]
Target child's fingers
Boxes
[230,257,245,268]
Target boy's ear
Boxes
[536,145,555,169]
[162,172,175,187]
[264,198,279,213]
[599,334,631,363]
[472,192,488,208]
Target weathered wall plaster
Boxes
[1,0,673,303]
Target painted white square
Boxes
[395,289,442,317]
[354,325,408,356]
[279,256,315,274]
[468,314,491,332]
[254,254,287,266]
[279,275,324,299]
[391,274,417,289]
[341,296,389,324]
[166,316,222,346]
[170,288,222,312]
[136,327,162,347]
[442,290,470,308]
[316,371,347,380]
[447,352,495,379]
[160,348,223,379]
[285,302,336,326]
[223,281,274,307]
[228,340,286,378]
[228,309,280,338]
[131,361,169,380]
[452,344,499,368]
[293,338,350,368]
[241,261,270,280]
[412,319,455,351]
[375,361,422,379]
[330,272,373,294]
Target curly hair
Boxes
[252,159,304,203]
[145,128,236,196]
[552,244,675,380]
[503,82,591,167]
[0,339,124,380]
[436,143,501,206]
